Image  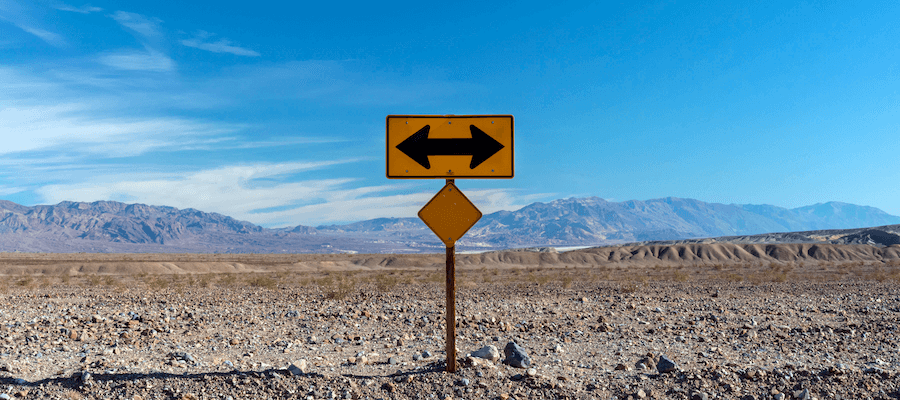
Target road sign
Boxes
[417,181,482,247]
[386,115,513,179]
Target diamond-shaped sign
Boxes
[418,182,482,247]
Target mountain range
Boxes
[0,197,898,253]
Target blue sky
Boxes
[1,0,898,227]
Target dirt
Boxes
[0,253,898,399]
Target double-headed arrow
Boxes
[396,125,504,169]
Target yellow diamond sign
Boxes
[418,182,482,247]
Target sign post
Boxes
[386,115,513,372]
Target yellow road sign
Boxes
[418,181,482,247]
[386,115,513,179]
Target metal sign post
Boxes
[386,115,514,373]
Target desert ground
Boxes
[1,246,899,399]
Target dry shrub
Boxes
[248,274,277,289]
[319,273,355,300]
[374,272,400,292]
[619,283,638,294]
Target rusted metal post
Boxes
[445,178,457,372]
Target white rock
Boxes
[471,345,501,362]
[288,359,309,375]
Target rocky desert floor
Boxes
[0,251,899,400]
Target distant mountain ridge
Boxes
[318,197,900,248]
[0,197,898,253]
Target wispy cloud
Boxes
[110,11,162,39]
[98,47,175,72]
[34,161,375,226]
[54,3,102,14]
[0,102,236,156]
[18,25,66,46]
[182,31,260,57]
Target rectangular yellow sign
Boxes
[386,115,513,179]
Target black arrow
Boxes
[396,124,504,170]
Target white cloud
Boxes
[18,25,66,46]
[34,161,374,225]
[32,160,544,227]
[98,48,175,71]
[0,103,235,156]
[182,31,259,57]
[110,11,162,39]
[54,3,103,13]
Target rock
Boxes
[553,344,563,353]
[458,378,470,386]
[412,354,422,361]
[471,345,501,362]
[170,352,196,364]
[0,394,9,400]
[288,359,309,375]
[615,363,631,371]
[526,368,537,377]
[773,394,785,400]
[656,355,677,373]
[691,392,708,400]
[422,350,433,358]
[793,389,811,400]
[389,356,399,365]
[636,389,647,398]
[503,342,531,368]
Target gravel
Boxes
[0,278,898,399]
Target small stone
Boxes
[553,344,563,353]
[357,356,369,365]
[0,394,9,400]
[500,394,510,400]
[637,389,647,398]
[412,354,422,361]
[793,389,811,400]
[422,350,433,358]
[691,392,708,400]
[230,338,239,346]
[389,356,399,365]
[503,342,531,368]
[615,363,630,371]
[471,345,501,362]
[288,359,309,375]
[656,355,677,373]
[773,394,785,400]
[526,368,537,377]
[459,378,470,386]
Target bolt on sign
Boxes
[386,115,514,179]
[385,114,514,373]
